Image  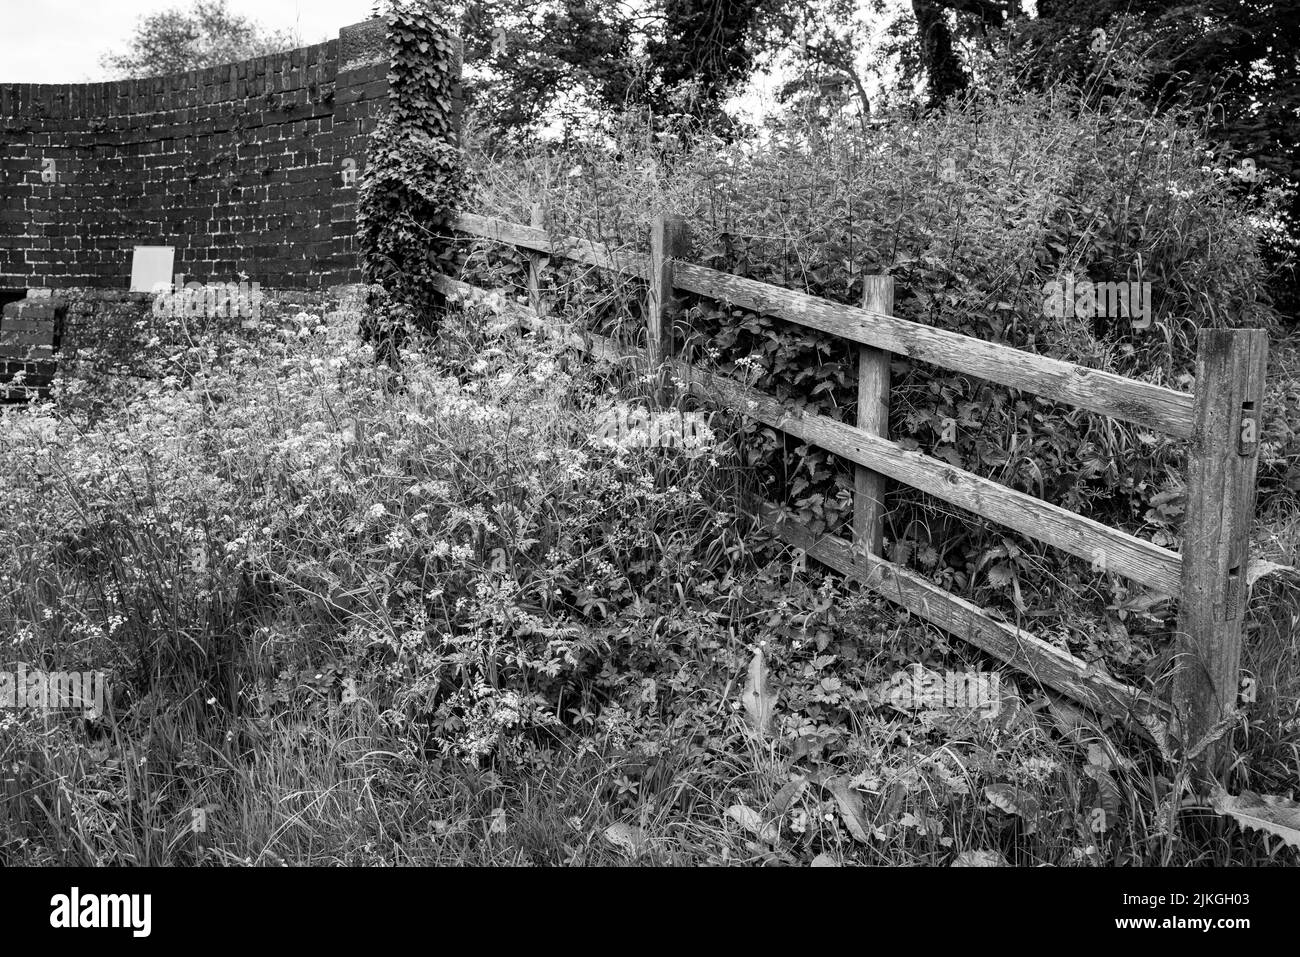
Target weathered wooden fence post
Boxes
[647,213,689,375]
[1175,327,1267,780]
[525,203,547,316]
[853,276,893,557]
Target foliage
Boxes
[5,3,1299,869]
[751,0,878,118]
[357,2,466,359]
[463,74,1286,683]
[1008,4,1300,316]
[453,0,836,142]
[457,0,636,143]
[1,282,1295,866]
[1210,788,1300,851]
[99,0,301,79]
[641,0,766,121]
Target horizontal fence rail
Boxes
[455,213,1196,437]
[673,361,1183,596]
[445,209,1268,775]
[457,212,650,279]
[431,270,1172,730]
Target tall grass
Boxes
[1,283,1293,866]
[2,62,1296,863]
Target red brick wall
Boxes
[0,19,410,290]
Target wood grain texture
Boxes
[757,501,1168,729]
[647,214,689,367]
[1174,328,1268,775]
[671,262,1194,438]
[456,212,1194,436]
[525,204,548,317]
[457,213,1196,436]
[456,212,650,279]
[434,267,1181,593]
[855,276,893,557]
[430,272,1176,732]
[677,360,1182,596]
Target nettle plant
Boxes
[357,1,464,360]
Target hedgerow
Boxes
[458,66,1291,686]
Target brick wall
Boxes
[0,18,433,291]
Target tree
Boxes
[457,0,634,144]
[1007,1,1300,313]
[854,0,1296,311]
[641,0,765,120]
[908,0,971,104]
[748,0,875,119]
[100,0,301,78]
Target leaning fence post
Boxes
[853,276,893,558]
[647,213,689,377]
[1175,327,1267,782]
[526,203,547,317]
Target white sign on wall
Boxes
[130,246,176,293]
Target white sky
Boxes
[0,0,376,83]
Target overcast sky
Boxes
[0,0,376,83]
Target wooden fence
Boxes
[438,208,1268,775]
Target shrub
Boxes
[457,71,1288,680]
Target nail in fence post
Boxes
[1175,327,1267,782]
[648,213,689,378]
[854,276,893,557]
[526,203,546,317]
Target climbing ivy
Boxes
[356,1,464,361]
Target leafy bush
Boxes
[459,70,1288,678]
[3,284,1294,866]
[3,46,1295,868]
[0,290,751,760]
